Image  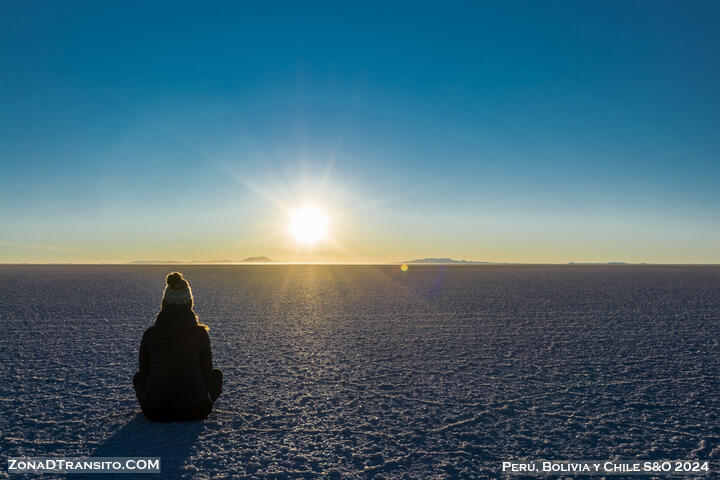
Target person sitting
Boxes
[133,272,222,421]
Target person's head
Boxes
[162,272,193,309]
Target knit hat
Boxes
[162,272,193,306]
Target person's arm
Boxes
[139,329,151,380]
[198,327,213,380]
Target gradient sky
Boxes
[1,1,719,263]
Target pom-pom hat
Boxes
[162,272,193,306]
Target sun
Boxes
[288,206,329,246]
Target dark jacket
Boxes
[138,306,213,410]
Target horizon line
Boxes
[2,262,720,266]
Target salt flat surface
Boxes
[1,265,719,479]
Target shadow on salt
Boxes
[83,412,204,479]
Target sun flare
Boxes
[288,206,329,246]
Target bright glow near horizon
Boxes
[288,206,329,246]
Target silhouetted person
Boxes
[133,272,222,421]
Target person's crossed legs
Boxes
[133,372,147,407]
[206,368,223,403]
[133,370,222,421]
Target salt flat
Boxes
[1,265,719,479]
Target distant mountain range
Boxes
[129,260,184,264]
[567,261,628,265]
[401,258,492,264]
[240,256,274,263]
[129,257,274,264]
[402,258,631,265]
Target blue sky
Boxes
[1,1,719,263]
